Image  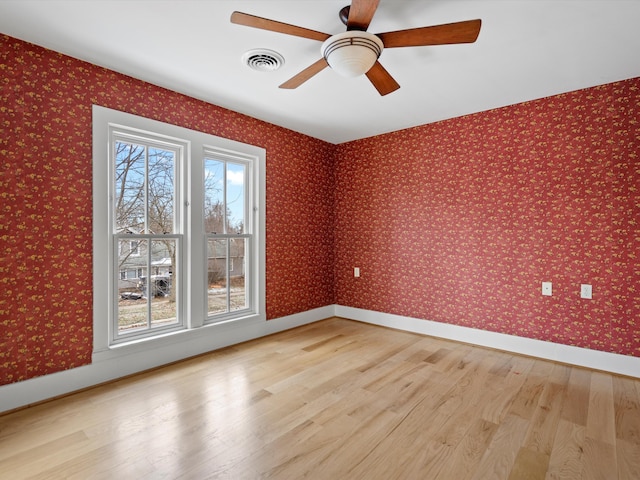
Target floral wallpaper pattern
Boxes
[0,35,335,385]
[334,78,640,357]
[1,31,639,387]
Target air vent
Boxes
[242,49,285,72]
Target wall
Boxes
[2,32,639,391]
[0,35,336,386]
[334,78,640,358]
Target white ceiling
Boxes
[1,0,640,144]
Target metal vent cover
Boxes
[242,49,285,72]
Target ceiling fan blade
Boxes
[365,61,400,96]
[347,0,380,31]
[279,58,329,89]
[231,12,331,42]
[377,19,481,47]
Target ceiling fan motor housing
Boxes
[321,31,383,77]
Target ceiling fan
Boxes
[231,0,481,96]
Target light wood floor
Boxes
[1,317,640,479]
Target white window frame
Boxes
[92,106,265,360]
[110,131,186,344]
[203,149,255,324]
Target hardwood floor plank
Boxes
[0,431,89,473]
[508,360,551,421]
[480,365,531,425]
[346,402,438,480]
[433,418,499,480]
[560,366,592,426]
[292,409,400,479]
[402,439,455,479]
[613,375,640,445]
[1,317,640,479]
[259,414,358,477]
[489,355,515,377]
[430,358,496,447]
[522,373,568,455]
[469,414,530,480]
[301,333,347,352]
[586,371,616,445]
[583,437,617,480]
[356,334,424,373]
[546,419,585,480]
[509,447,550,480]
[425,347,453,364]
[617,438,640,480]
[361,358,424,393]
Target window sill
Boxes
[92,313,265,364]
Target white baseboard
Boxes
[3,304,638,414]
[335,305,640,379]
[0,306,332,414]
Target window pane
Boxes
[118,238,148,333]
[147,147,176,234]
[227,163,245,234]
[230,238,247,311]
[204,159,225,233]
[114,141,176,235]
[207,238,228,315]
[116,238,178,335]
[114,141,145,233]
[149,239,177,328]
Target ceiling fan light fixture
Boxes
[321,31,383,77]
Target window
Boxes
[117,240,140,256]
[112,134,183,340]
[120,269,143,280]
[93,106,265,351]
[204,155,250,319]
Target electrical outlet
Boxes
[542,282,552,296]
[581,284,592,299]
[354,267,360,278]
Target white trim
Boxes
[92,105,266,350]
[3,304,639,413]
[335,305,640,379]
[0,306,333,413]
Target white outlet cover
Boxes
[581,284,592,299]
[542,282,552,296]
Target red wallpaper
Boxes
[2,31,639,387]
[334,79,640,357]
[0,35,335,385]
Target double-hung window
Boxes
[112,133,184,341]
[93,106,265,354]
[204,151,252,320]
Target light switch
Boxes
[581,284,592,299]
[354,267,360,278]
[542,282,552,296]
